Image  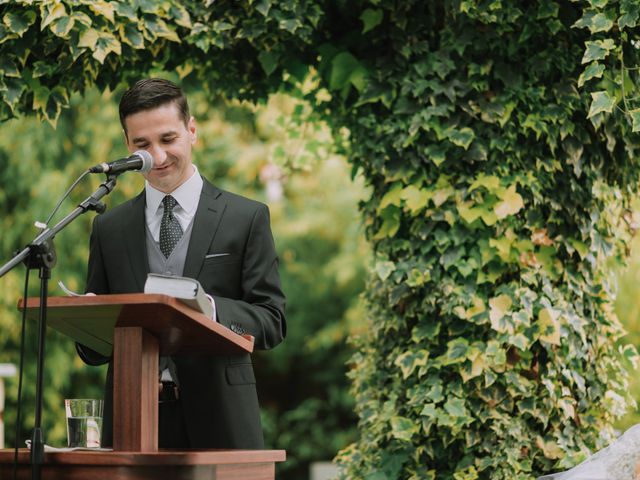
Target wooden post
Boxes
[0,364,17,449]
[112,328,158,452]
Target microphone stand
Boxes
[0,173,119,480]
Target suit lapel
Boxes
[122,192,149,291]
[183,179,226,280]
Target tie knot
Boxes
[162,195,178,211]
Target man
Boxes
[77,78,286,449]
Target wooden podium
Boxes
[0,294,285,479]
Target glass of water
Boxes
[65,399,103,448]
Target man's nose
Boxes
[150,145,167,165]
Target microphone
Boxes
[88,150,154,174]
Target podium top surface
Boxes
[21,294,254,357]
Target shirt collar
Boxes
[145,164,203,215]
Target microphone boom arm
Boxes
[0,173,118,278]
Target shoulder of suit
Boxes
[94,191,143,225]
[202,178,268,213]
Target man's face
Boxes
[124,102,197,193]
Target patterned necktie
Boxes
[159,195,183,258]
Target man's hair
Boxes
[119,78,190,132]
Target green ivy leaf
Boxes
[379,183,403,210]
[330,52,358,90]
[329,51,368,93]
[40,2,66,29]
[72,12,93,29]
[620,344,640,368]
[443,397,468,418]
[536,437,563,459]
[78,29,100,50]
[401,185,430,214]
[508,333,530,350]
[424,143,447,166]
[619,9,639,30]
[258,51,280,76]
[412,322,441,343]
[32,85,50,113]
[43,86,68,127]
[420,403,438,419]
[447,127,475,150]
[489,294,512,328]
[3,10,36,36]
[390,416,417,442]
[146,17,181,43]
[2,77,25,112]
[469,174,500,192]
[457,202,482,224]
[494,185,524,219]
[93,32,122,64]
[394,349,429,379]
[169,4,192,28]
[360,9,383,33]
[89,1,116,24]
[587,91,615,118]
[489,236,513,261]
[629,109,640,133]
[589,12,615,33]
[120,23,144,49]
[373,206,401,239]
[578,62,605,88]
[0,57,19,77]
[537,308,561,346]
[115,3,138,21]
[581,39,615,64]
[49,15,75,38]
[441,338,470,365]
[406,268,429,287]
[32,61,57,78]
[375,260,395,281]
[137,0,163,14]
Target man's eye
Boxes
[162,137,176,144]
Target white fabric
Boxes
[538,424,640,480]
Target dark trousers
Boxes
[159,400,190,448]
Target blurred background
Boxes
[0,83,639,480]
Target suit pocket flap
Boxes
[226,364,256,385]
[204,253,239,265]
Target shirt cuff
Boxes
[205,294,217,322]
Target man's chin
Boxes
[147,177,176,193]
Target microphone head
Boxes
[133,150,154,173]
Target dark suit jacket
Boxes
[80,178,286,449]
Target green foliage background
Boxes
[2,1,640,479]
[616,231,640,430]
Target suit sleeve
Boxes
[213,204,286,350]
[76,216,111,366]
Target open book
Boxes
[143,273,213,319]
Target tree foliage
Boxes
[1,1,640,478]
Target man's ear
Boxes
[188,116,197,144]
